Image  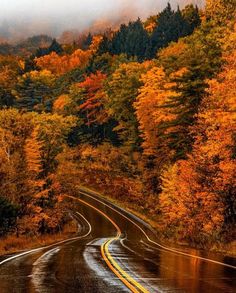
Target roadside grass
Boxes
[0,219,78,256]
[210,240,236,257]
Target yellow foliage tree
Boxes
[205,0,236,23]
[135,67,184,159]
[159,45,236,243]
[25,127,43,175]
[53,94,72,115]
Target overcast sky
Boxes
[1,0,203,19]
[0,0,204,40]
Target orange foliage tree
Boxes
[159,48,236,243]
[90,35,103,52]
[35,36,102,76]
[134,67,183,158]
[35,49,91,75]
[134,66,186,194]
[24,127,48,215]
[53,94,72,115]
[76,71,108,125]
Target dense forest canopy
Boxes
[0,0,235,247]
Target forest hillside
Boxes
[0,0,235,251]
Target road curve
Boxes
[0,188,235,293]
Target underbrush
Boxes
[0,218,78,256]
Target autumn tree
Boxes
[0,55,23,108]
[0,109,33,211]
[134,67,184,193]
[24,127,49,224]
[36,36,101,76]
[65,72,118,145]
[159,44,236,243]
[23,114,76,234]
[0,109,76,235]
[35,50,91,76]
[25,127,43,175]
[144,15,158,33]
[105,62,153,148]
[89,35,103,53]
[53,67,84,97]
[33,113,77,175]
[205,0,236,24]
[14,70,55,112]
[77,71,108,125]
[157,21,223,160]
[53,94,72,115]
[135,67,180,157]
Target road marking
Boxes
[101,238,149,293]
[0,247,44,266]
[0,211,92,266]
[120,238,138,256]
[77,190,236,270]
[33,247,60,266]
[66,195,150,293]
[76,211,92,237]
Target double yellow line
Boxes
[101,237,149,293]
[65,195,149,293]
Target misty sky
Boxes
[1,0,203,40]
[1,0,203,19]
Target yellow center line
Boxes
[102,238,150,293]
[101,238,140,293]
[65,195,150,293]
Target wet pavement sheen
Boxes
[0,192,235,293]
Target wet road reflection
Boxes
[0,191,235,292]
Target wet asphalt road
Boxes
[0,189,235,293]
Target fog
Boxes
[0,0,204,42]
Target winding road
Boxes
[0,188,235,292]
